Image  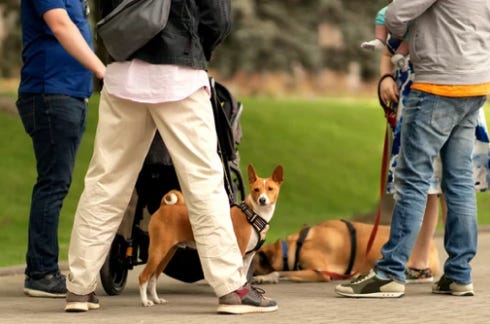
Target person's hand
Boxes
[94,66,106,80]
[379,76,399,107]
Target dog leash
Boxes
[363,126,389,257]
[365,73,398,259]
[363,75,397,258]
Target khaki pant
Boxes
[67,88,245,297]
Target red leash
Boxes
[365,73,397,257]
[364,125,390,257]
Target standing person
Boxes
[380,38,440,284]
[336,0,490,298]
[18,0,105,298]
[379,38,490,284]
[64,0,277,314]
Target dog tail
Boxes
[161,190,185,206]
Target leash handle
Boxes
[377,73,398,129]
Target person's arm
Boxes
[378,48,398,107]
[196,0,232,61]
[385,0,437,39]
[44,9,105,79]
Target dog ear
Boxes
[272,165,283,184]
[248,164,258,184]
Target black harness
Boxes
[234,202,269,254]
[282,219,357,276]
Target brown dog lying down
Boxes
[252,219,440,283]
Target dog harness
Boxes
[281,219,358,279]
[235,202,269,254]
[281,226,311,271]
[340,219,357,276]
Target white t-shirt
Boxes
[103,59,210,103]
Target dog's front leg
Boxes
[278,270,331,282]
[149,274,168,305]
[139,280,154,307]
[252,272,280,284]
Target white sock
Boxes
[391,54,407,70]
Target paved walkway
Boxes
[1,230,490,324]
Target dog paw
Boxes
[142,300,154,307]
[153,298,168,305]
[252,272,280,284]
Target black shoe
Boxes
[24,272,67,298]
[217,283,278,314]
[65,291,100,312]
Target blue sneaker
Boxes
[24,272,67,298]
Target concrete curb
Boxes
[0,265,25,277]
[0,262,68,277]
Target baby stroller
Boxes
[99,79,245,295]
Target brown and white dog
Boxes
[138,164,284,306]
[252,219,440,283]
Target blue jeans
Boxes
[376,90,486,285]
[17,93,87,278]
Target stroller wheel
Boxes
[100,234,129,295]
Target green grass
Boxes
[238,97,387,239]
[1,95,490,267]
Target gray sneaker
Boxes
[24,272,67,298]
[432,274,474,296]
[335,269,405,298]
[65,291,100,312]
[217,283,278,314]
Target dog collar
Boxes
[281,240,289,270]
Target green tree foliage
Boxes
[321,0,389,78]
[1,0,388,80]
[212,0,324,77]
[0,0,21,77]
[212,0,387,79]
